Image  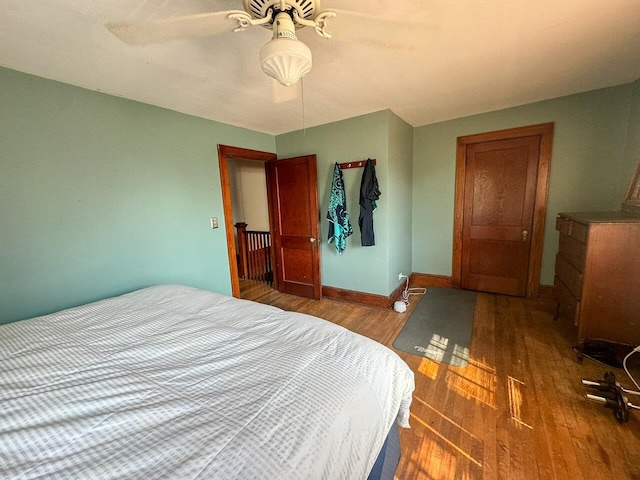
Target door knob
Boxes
[521,229,529,241]
[310,237,316,243]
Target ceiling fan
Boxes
[107,0,338,87]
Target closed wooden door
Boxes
[461,136,541,296]
[267,155,321,299]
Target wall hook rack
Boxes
[338,159,376,170]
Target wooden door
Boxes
[454,124,554,298]
[267,155,322,299]
[461,136,540,296]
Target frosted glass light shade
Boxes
[259,37,312,86]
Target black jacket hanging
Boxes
[358,159,381,246]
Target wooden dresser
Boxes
[554,212,640,352]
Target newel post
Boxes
[234,222,248,279]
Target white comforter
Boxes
[0,285,414,479]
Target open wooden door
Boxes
[267,155,322,299]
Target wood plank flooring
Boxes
[240,280,640,480]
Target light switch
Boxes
[210,217,218,229]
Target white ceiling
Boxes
[2,0,640,135]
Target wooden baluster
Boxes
[248,233,254,280]
[255,233,260,281]
[235,222,248,280]
[257,233,263,281]
[250,233,257,281]
[266,232,272,285]
[260,233,266,282]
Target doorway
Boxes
[228,158,273,288]
[452,123,554,298]
[218,145,276,298]
[217,145,321,300]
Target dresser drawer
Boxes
[554,254,583,299]
[558,233,586,273]
[554,276,580,326]
[556,216,588,244]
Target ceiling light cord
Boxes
[301,77,306,134]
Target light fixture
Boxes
[107,1,336,87]
[259,12,312,87]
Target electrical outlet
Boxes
[398,272,404,280]
[210,217,218,229]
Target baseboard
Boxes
[322,277,555,309]
[323,274,450,309]
[410,273,454,289]
[389,280,406,304]
[411,273,555,300]
[322,286,392,309]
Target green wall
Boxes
[0,67,274,324]
[412,84,634,284]
[621,77,640,192]
[2,65,638,324]
[386,113,414,292]
[276,110,413,296]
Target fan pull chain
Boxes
[301,77,306,135]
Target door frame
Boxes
[218,145,277,298]
[452,123,554,298]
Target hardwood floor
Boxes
[240,280,640,480]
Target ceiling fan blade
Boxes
[106,11,242,46]
[320,8,438,49]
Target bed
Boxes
[0,285,414,479]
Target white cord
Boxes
[300,77,306,135]
[399,276,426,306]
[623,345,640,392]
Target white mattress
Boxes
[0,285,414,479]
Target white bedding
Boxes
[0,285,414,479]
